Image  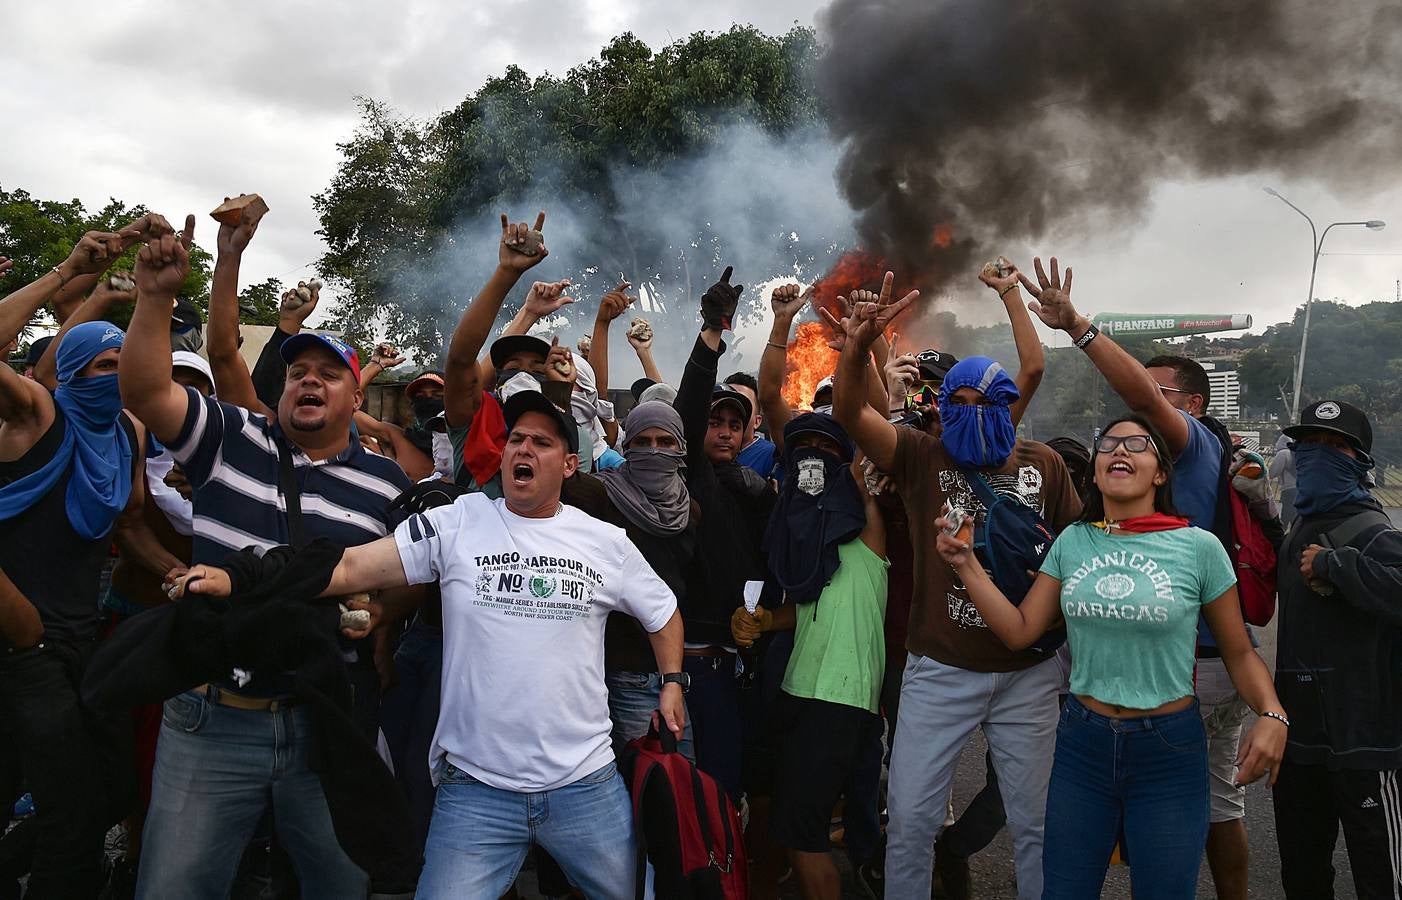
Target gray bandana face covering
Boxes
[598,401,690,535]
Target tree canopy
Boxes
[313,26,825,360]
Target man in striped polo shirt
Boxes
[118,225,412,899]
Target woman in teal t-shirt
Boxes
[936,415,1288,900]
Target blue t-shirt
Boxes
[737,437,778,480]
[1041,523,1237,709]
[1170,410,1222,529]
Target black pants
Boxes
[1273,758,1402,899]
[0,640,134,899]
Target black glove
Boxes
[701,265,743,332]
[389,478,470,518]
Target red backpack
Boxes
[1226,484,1277,626]
[626,720,748,900]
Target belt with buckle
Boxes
[197,684,297,712]
[684,646,734,659]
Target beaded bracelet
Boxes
[1260,710,1290,728]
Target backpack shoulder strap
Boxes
[276,436,306,550]
[1324,509,1393,550]
[955,461,1001,509]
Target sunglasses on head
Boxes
[1096,434,1154,454]
[905,382,939,409]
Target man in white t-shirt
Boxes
[179,388,686,898]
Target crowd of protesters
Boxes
[0,203,1398,900]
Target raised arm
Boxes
[1021,257,1189,452]
[359,342,406,398]
[122,221,198,443]
[207,199,272,413]
[592,282,634,448]
[759,284,807,455]
[831,273,918,473]
[444,212,549,429]
[0,231,125,347]
[676,267,742,463]
[627,316,664,384]
[981,261,1044,427]
[33,275,138,390]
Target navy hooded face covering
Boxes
[938,356,1019,469]
[764,413,866,606]
[0,321,133,540]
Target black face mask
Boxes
[411,395,444,423]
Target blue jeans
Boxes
[1043,696,1209,900]
[417,761,636,899]
[136,690,367,900]
[380,621,443,853]
[684,654,744,799]
[606,670,694,760]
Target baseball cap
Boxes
[631,377,657,402]
[171,297,203,332]
[404,371,445,398]
[171,350,215,393]
[710,384,752,422]
[490,334,552,370]
[1283,399,1373,454]
[638,382,677,406]
[24,336,54,368]
[280,332,362,383]
[812,375,835,407]
[502,390,580,454]
[916,348,958,383]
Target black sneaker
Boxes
[855,861,885,899]
[932,844,971,900]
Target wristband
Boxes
[50,265,68,288]
[1073,323,1099,350]
[998,283,1017,299]
[1260,710,1290,728]
[766,341,788,351]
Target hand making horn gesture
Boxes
[524,279,575,319]
[817,296,853,352]
[843,271,919,351]
[499,211,548,272]
[597,281,636,323]
[1018,256,1081,333]
[701,265,743,332]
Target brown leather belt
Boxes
[197,684,297,712]
[684,646,733,659]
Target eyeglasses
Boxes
[1096,434,1154,454]
[1155,383,1190,396]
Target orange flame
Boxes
[931,223,953,248]
[781,322,839,411]
[809,249,888,318]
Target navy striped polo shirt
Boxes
[168,388,411,566]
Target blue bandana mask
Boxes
[938,356,1020,469]
[1292,442,1373,516]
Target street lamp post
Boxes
[1264,187,1385,422]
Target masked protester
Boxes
[569,352,618,470]
[733,412,887,898]
[834,334,1080,900]
[1271,400,1402,899]
[0,319,145,898]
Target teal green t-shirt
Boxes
[1040,523,1236,710]
[782,540,889,713]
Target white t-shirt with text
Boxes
[394,493,677,791]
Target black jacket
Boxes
[1276,499,1402,770]
[82,541,420,890]
[674,335,775,645]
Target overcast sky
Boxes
[3,0,1398,351]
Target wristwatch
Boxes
[662,672,691,694]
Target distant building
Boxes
[1201,361,1241,420]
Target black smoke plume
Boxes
[817,0,1402,290]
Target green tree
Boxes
[237,277,285,326]
[0,186,213,331]
[314,26,825,361]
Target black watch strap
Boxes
[662,672,690,693]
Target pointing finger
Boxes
[720,265,733,285]
[878,271,894,305]
[500,212,509,232]
[181,214,196,251]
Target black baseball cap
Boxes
[171,297,203,331]
[813,375,834,407]
[917,348,958,383]
[1284,400,1373,454]
[502,389,580,454]
[631,377,657,402]
[490,334,552,370]
[24,336,54,367]
[710,384,752,422]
